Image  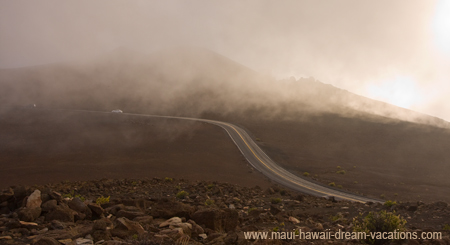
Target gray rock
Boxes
[27,190,42,209]
[45,205,76,222]
[41,200,58,212]
[68,198,88,213]
[87,203,104,217]
[92,218,113,231]
[150,198,194,219]
[18,207,42,222]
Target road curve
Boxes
[121,112,382,204]
[57,109,382,203]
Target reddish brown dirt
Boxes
[2,109,450,204]
[0,110,270,189]
[217,113,450,203]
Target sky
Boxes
[1,0,449,121]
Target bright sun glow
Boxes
[366,76,422,109]
[432,0,450,56]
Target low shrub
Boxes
[176,191,189,199]
[271,198,282,204]
[96,196,110,205]
[205,199,215,206]
[353,210,406,244]
[384,200,397,207]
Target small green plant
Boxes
[62,190,75,199]
[96,196,110,205]
[443,224,450,231]
[205,199,215,206]
[303,172,310,177]
[207,184,215,190]
[337,185,343,189]
[353,181,358,184]
[175,185,181,190]
[380,194,386,199]
[384,200,397,207]
[164,177,173,182]
[273,226,279,232]
[131,181,138,186]
[336,170,346,174]
[353,210,406,244]
[256,138,261,142]
[271,198,282,204]
[330,213,344,222]
[394,193,398,196]
[176,191,189,199]
[62,190,85,201]
[279,222,285,227]
[328,182,336,187]
[131,234,138,240]
[248,207,257,213]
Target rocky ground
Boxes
[0,178,449,245]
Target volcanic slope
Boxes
[0,110,270,189]
[1,47,449,202]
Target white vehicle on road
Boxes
[111,109,123,113]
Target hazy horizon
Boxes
[1,1,449,120]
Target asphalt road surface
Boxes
[126,112,382,203]
[58,109,383,203]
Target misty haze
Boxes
[1,1,450,244]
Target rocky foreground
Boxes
[0,178,449,245]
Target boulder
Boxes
[159,217,182,227]
[289,216,300,224]
[68,198,87,213]
[191,208,238,232]
[41,200,58,212]
[18,207,42,222]
[187,219,204,237]
[92,218,113,242]
[45,205,76,222]
[92,218,113,231]
[0,188,14,203]
[150,198,195,219]
[48,191,62,202]
[87,203,104,217]
[111,217,146,238]
[27,190,42,209]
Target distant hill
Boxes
[1,46,448,128]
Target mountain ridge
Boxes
[0,46,448,128]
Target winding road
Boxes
[117,112,382,204]
[50,109,381,203]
